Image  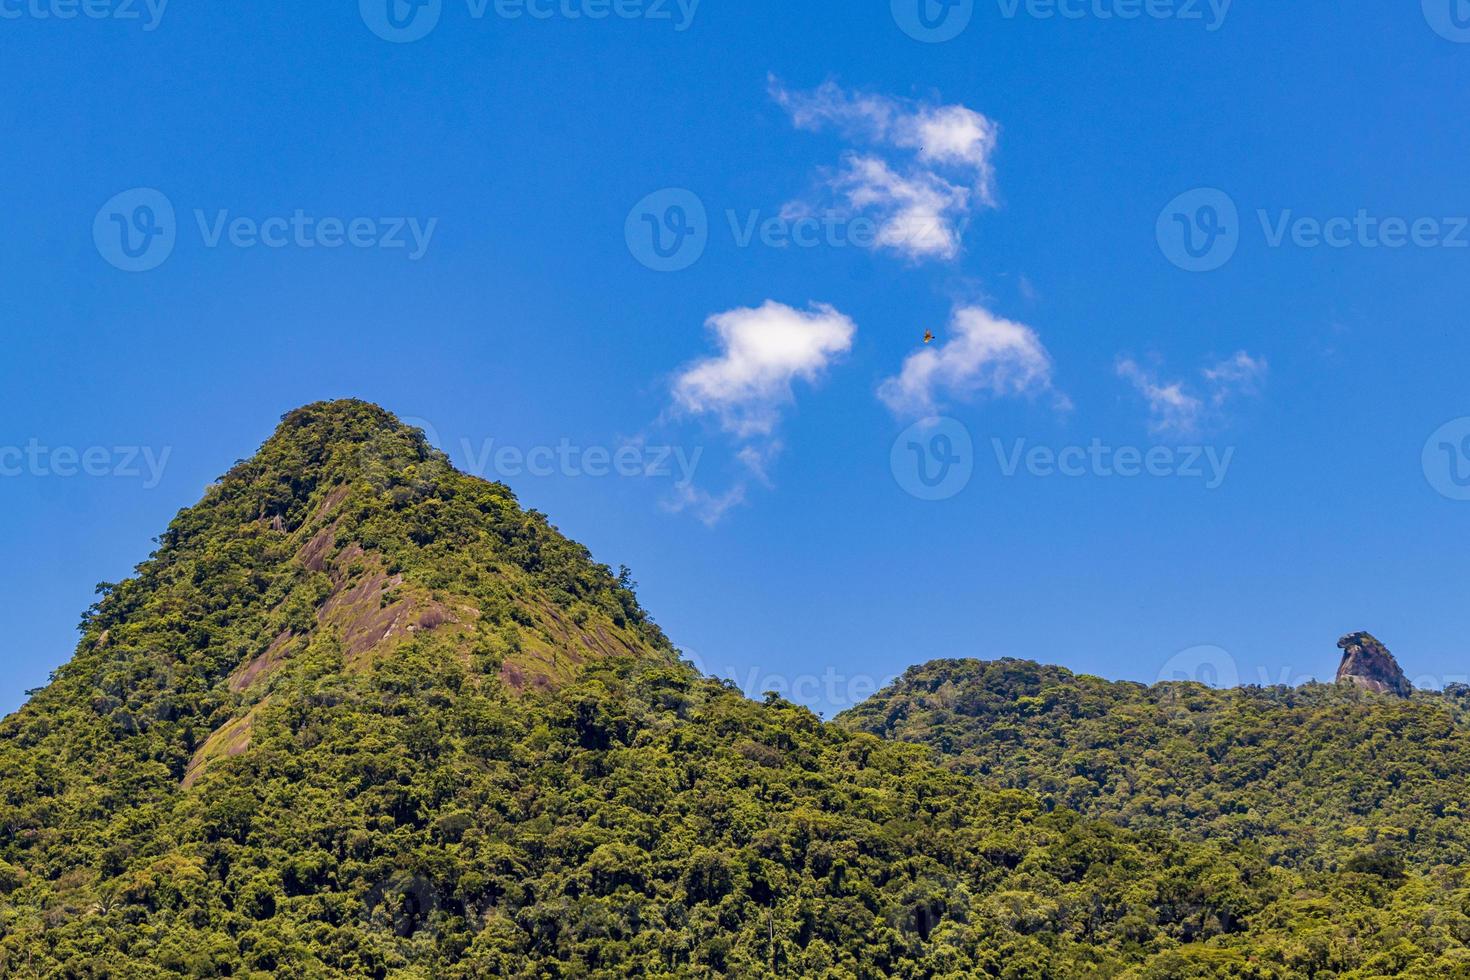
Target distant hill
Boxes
[837,654,1470,872]
[3,401,1470,977]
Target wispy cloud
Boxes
[770,78,999,262]
[1116,358,1206,436]
[833,156,970,259]
[878,305,1061,417]
[1202,351,1270,405]
[1117,351,1269,436]
[667,300,856,523]
[662,481,749,527]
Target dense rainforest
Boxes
[2,401,1469,978]
[837,658,1470,873]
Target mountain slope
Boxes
[12,400,673,795]
[837,657,1470,871]
[3,402,1470,978]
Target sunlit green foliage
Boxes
[839,659,1470,872]
[3,403,1468,977]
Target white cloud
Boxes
[1116,358,1206,437]
[1117,351,1269,436]
[734,442,782,486]
[834,155,970,260]
[878,306,1059,417]
[662,481,748,527]
[1203,351,1270,404]
[673,300,856,438]
[665,301,856,524]
[909,105,1000,197]
[770,78,999,262]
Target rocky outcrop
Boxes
[1336,632,1413,697]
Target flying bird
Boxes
[923,330,936,345]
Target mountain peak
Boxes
[266,399,422,456]
[1336,631,1413,697]
[66,399,677,786]
[191,400,447,541]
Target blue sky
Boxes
[3,1,1470,717]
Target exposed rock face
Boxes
[1336,632,1413,697]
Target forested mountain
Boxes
[838,657,1470,872]
[3,401,1470,978]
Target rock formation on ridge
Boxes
[1336,631,1413,697]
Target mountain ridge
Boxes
[5,400,1470,977]
[837,653,1470,871]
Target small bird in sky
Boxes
[923,330,936,344]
